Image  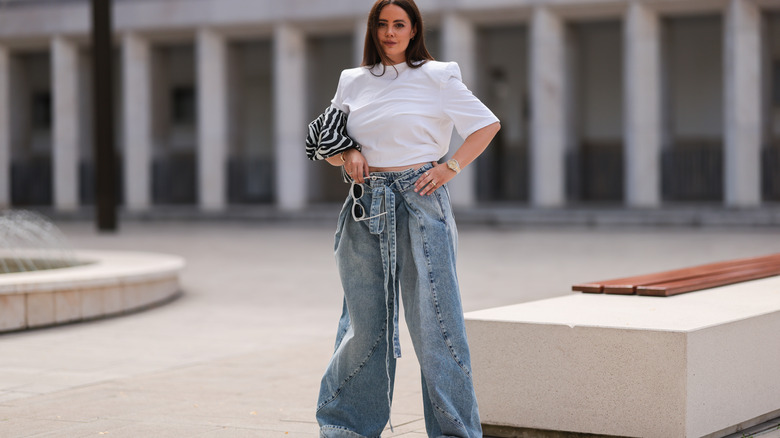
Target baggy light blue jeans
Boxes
[316,164,482,438]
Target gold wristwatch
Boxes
[446,159,461,174]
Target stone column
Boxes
[0,46,9,208]
[442,12,478,207]
[724,0,761,207]
[624,1,662,208]
[197,28,229,211]
[273,24,307,210]
[52,36,80,211]
[530,7,567,207]
[122,33,152,211]
[354,18,366,67]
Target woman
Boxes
[316,1,500,437]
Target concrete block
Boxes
[26,292,55,328]
[54,290,81,324]
[0,294,25,331]
[465,276,780,438]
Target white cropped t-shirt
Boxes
[330,61,499,167]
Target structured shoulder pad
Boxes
[422,61,462,85]
[338,66,365,87]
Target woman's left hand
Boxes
[412,123,500,196]
[414,163,455,196]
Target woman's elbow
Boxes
[486,121,501,137]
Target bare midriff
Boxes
[369,161,436,173]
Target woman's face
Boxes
[376,4,416,65]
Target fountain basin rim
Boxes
[0,250,185,295]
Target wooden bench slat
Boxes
[573,254,780,294]
[605,256,780,295]
[573,253,780,295]
[574,268,712,294]
[637,262,780,296]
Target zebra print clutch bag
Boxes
[305,106,361,161]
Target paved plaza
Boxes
[1,219,780,437]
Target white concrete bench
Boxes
[465,275,780,438]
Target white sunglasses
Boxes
[350,181,388,222]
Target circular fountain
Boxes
[0,210,81,274]
[0,211,184,333]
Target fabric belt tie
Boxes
[366,181,400,431]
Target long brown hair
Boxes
[361,0,434,73]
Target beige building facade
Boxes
[0,0,779,213]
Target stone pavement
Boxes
[1,221,780,437]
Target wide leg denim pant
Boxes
[316,164,482,438]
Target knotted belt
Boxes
[365,176,401,431]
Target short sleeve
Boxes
[441,63,499,139]
[330,70,349,114]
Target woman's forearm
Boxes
[451,122,501,170]
[413,121,501,195]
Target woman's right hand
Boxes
[342,149,370,184]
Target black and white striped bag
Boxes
[305,106,361,161]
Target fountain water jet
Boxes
[0,210,81,274]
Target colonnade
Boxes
[0,0,768,211]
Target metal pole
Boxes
[91,0,117,231]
